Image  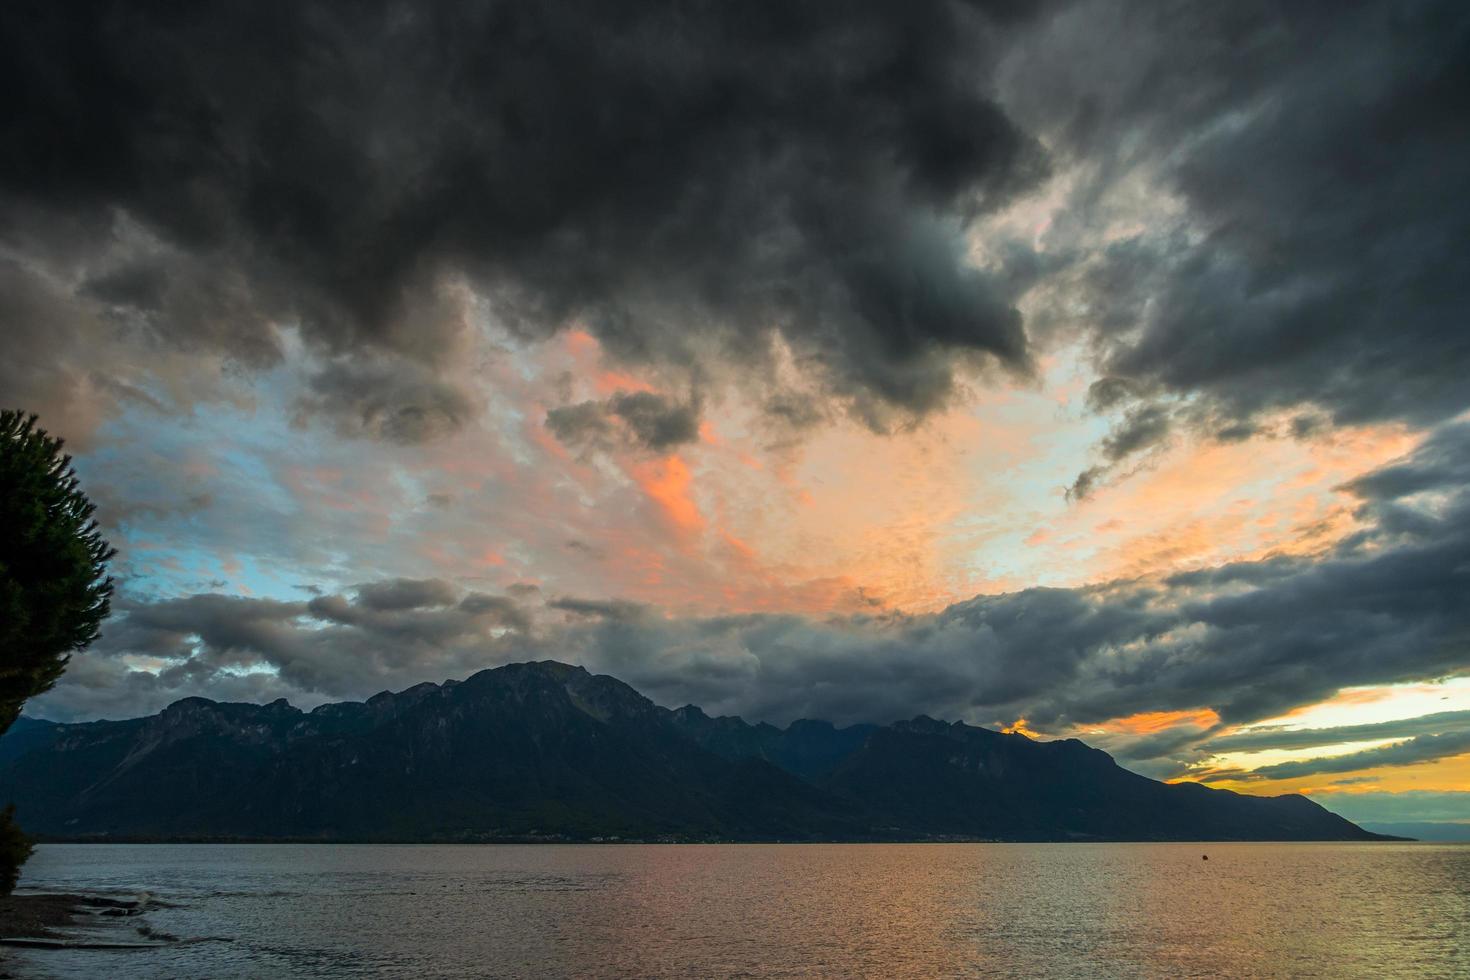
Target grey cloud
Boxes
[1203,710,1470,756]
[1091,706,1470,782]
[1003,0,1470,431]
[10,0,1464,452]
[1239,731,1470,782]
[354,578,459,612]
[544,403,615,451]
[1212,422,1257,444]
[295,360,476,445]
[102,594,309,663]
[33,581,536,720]
[546,391,701,453]
[2,0,1049,441]
[548,598,648,622]
[763,392,831,433]
[1290,414,1329,441]
[28,653,302,723]
[1084,377,1145,414]
[0,258,155,448]
[1081,725,1224,775]
[89,481,214,532]
[1067,401,1176,501]
[1342,430,1470,505]
[608,392,701,452]
[1065,465,1104,503]
[458,592,532,632]
[1100,404,1172,462]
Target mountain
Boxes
[1358,822,1469,842]
[0,661,1389,842]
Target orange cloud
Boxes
[1057,419,1423,585]
[633,455,703,531]
[721,531,756,561]
[1100,708,1221,735]
[563,328,598,356]
[594,370,656,396]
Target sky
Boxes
[3,0,1468,829]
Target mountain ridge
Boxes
[0,661,1394,842]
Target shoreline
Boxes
[26,832,1415,844]
[0,893,92,941]
[0,892,181,963]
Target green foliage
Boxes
[0,410,115,735]
[0,805,33,895]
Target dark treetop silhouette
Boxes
[0,410,115,892]
[0,411,115,733]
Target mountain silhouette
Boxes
[0,661,1390,842]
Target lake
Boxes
[6,842,1468,978]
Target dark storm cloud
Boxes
[47,579,535,718]
[543,404,614,451]
[547,597,648,622]
[1211,422,1257,444]
[294,361,477,445]
[1084,377,1146,414]
[2,0,1049,442]
[101,594,310,664]
[1064,465,1104,504]
[1088,732,1222,782]
[1100,404,1171,462]
[1065,401,1174,499]
[546,391,701,453]
[353,578,459,612]
[1342,430,1470,505]
[0,257,128,447]
[458,592,531,633]
[763,392,831,434]
[1005,0,1470,435]
[7,0,1464,458]
[607,393,702,452]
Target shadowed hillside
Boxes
[0,662,1391,843]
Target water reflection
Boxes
[10,842,1469,978]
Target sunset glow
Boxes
[6,0,1467,841]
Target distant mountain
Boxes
[1359,822,1468,842]
[0,661,1391,842]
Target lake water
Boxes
[5,842,1468,978]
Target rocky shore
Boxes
[0,892,92,940]
[0,892,171,965]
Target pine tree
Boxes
[0,806,33,895]
[0,410,114,893]
[0,410,115,733]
